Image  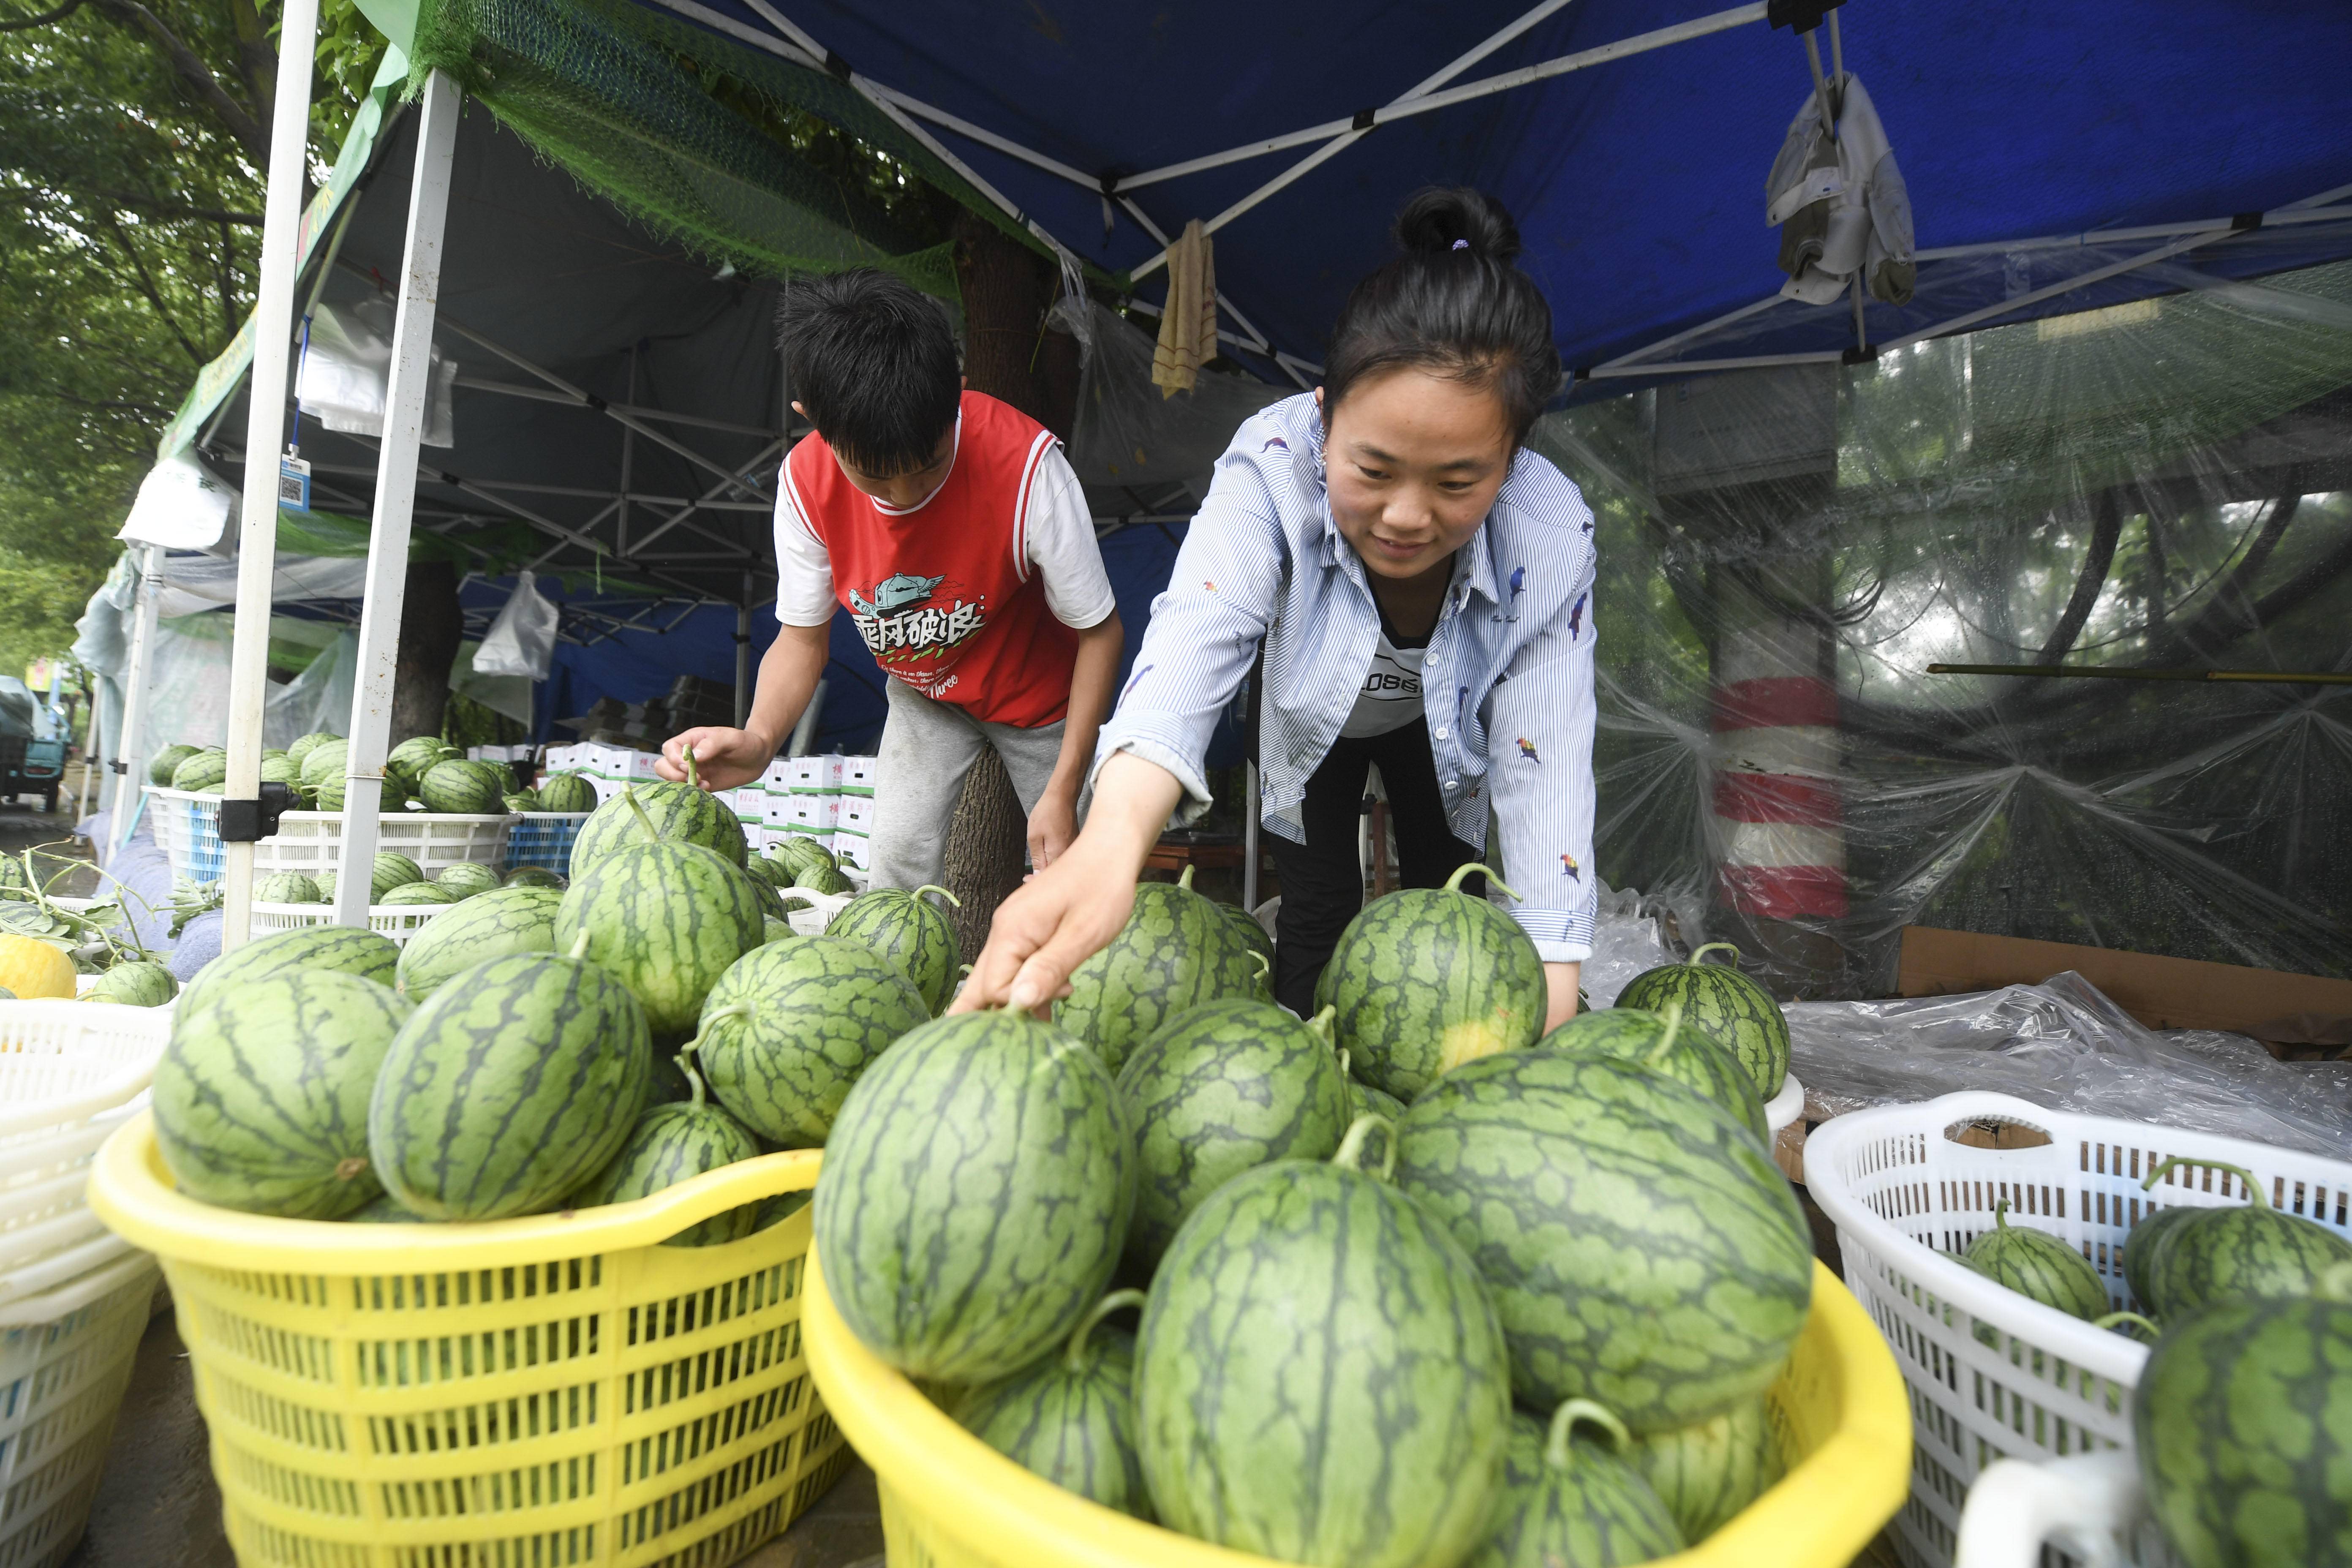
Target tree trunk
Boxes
[389,558,462,742]
[940,212,1075,950]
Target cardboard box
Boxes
[790,794,842,830]
[761,760,797,792]
[788,754,845,791]
[840,796,875,834]
[1898,925,2352,1046]
[833,829,871,871]
[842,754,878,795]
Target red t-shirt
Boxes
[783,392,1080,727]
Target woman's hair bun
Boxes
[1393,187,1522,264]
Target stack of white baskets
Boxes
[0,999,175,1568]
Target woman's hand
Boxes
[956,752,1184,1014]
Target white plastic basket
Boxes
[251,808,515,877]
[0,1002,174,1308]
[1952,1449,2170,1568]
[1804,1091,2352,1568]
[249,901,455,947]
[1766,1070,1805,1135]
[0,1256,162,1568]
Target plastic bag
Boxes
[474,571,559,680]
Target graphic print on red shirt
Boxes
[784,392,1080,728]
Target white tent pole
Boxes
[219,0,319,952]
[111,545,164,859]
[332,68,462,932]
[78,682,101,823]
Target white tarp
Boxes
[295,299,457,445]
[118,449,239,551]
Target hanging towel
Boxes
[1152,220,1219,397]
[1765,73,1914,306]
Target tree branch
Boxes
[99,212,209,367]
[86,188,262,226]
[223,0,273,130]
[0,0,84,30]
[91,0,270,168]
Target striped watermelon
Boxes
[825,884,961,1013]
[379,882,456,907]
[1396,1051,1813,1431]
[259,754,300,787]
[762,916,793,945]
[85,960,177,1007]
[535,771,598,813]
[1217,902,1273,970]
[432,861,501,901]
[312,773,412,813]
[568,1050,762,1246]
[370,852,424,899]
[1057,867,1256,1073]
[1614,943,1789,1099]
[571,756,747,873]
[1962,1199,2107,1320]
[286,731,340,769]
[747,849,796,890]
[794,859,852,895]
[395,885,561,999]
[1346,1069,1409,1127]
[755,1189,811,1230]
[299,738,348,791]
[417,758,509,814]
[2124,1203,2203,1310]
[692,934,927,1146]
[368,946,653,1220]
[1629,1394,1783,1544]
[814,1009,1134,1383]
[2141,1157,2352,1318]
[954,1288,1153,1521]
[170,748,227,792]
[1114,997,1353,1268]
[148,743,200,786]
[180,925,399,1012]
[386,736,460,784]
[153,970,413,1219]
[1470,1401,1684,1568]
[504,865,566,890]
[2134,1290,2352,1568]
[557,838,765,1036]
[1137,1122,1512,1568]
[1320,863,1546,1100]
[256,871,323,905]
[1537,1002,1767,1142]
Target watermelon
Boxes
[504,790,540,814]
[743,868,790,926]
[645,1042,694,1103]
[148,743,201,787]
[1056,867,1257,1073]
[84,960,178,1007]
[180,926,400,1011]
[259,754,301,787]
[417,758,509,814]
[571,756,747,874]
[1136,1121,1512,1568]
[813,1009,1134,1383]
[370,851,424,899]
[747,850,796,890]
[395,885,561,999]
[368,946,653,1220]
[385,736,459,784]
[1320,863,1546,1100]
[1113,997,1353,1267]
[569,1050,762,1246]
[299,738,348,790]
[504,865,566,890]
[691,935,927,1146]
[344,1192,428,1224]
[170,748,228,792]
[2141,1157,2352,1318]
[1537,1001,1767,1142]
[432,861,501,901]
[2134,1290,2352,1568]
[1346,1068,1409,1127]
[1216,901,1274,971]
[1614,942,1790,1100]
[1471,1401,1685,1568]
[536,771,598,813]
[1962,1199,2108,1320]
[379,882,456,907]
[312,773,413,813]
[153,970,413,1219]
[825,883,961,1013]
[286,731,340,769]
[1395,1051,1813,1432]
[1629,1394,1784,1544]
[754,1189,811,1230]
[762,916,793,945]
[955,1288,1153,1521]
[556,829,767,1037]
[2125,1203,2203,1312]
[794,860,852,895]
[255,871,323,905]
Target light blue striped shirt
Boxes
[1096,393,1599,961]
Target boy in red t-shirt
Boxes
[661,269,1124,888]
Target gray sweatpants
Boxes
[869,678,1077,892]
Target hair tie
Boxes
[1451,238,1470,250]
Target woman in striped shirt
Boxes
[958,188,1598,1032]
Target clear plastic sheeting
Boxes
[1785,973,2352,1161]
[1065,302,1285,512]
[1530,253,2352,995]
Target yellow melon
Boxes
[0,934,77,999]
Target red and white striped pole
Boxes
[1710,598,1846,923]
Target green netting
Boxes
[408,0,1049,299]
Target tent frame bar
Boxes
[449,374,783,438]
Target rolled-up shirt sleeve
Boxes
[1092,436,1288,823]
[1484,549,1600,963]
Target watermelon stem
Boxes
[1689,942,1744,966]
[1307,1005,1337,1046]
[1332,1113,1398,1182]
[1064,1288,1148,1372]
[683,743,701,792]
[676,1042,714,1108]
[1993,1197,2013,1229]
[1648,1000,1685,1064]
[1176,866,1195,890]
[567,930,593,961]
[333,1156,369,1183]
[2141,1156,2270,1210]
[1442,862,1522,902]
[1546,1399,1632,1468]
[2093,1310,2161,1339]
[621,785,665,842]
[914,884,964,908]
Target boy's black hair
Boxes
[1324,188,1563,447]
[776,268,962,476]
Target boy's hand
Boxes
[1026,781,1079,871]
[658,727,774,792]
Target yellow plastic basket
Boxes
[88,1115,847,1568]
[806,1254,1911,1568]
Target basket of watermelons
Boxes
[1805,1091,2352,1568]
[800,863,1914,1568]
[86,771,901,1566]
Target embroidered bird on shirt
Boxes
[1568,593,1587,638]
[1560,851,1581,880]
[1516,737,1541,764]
